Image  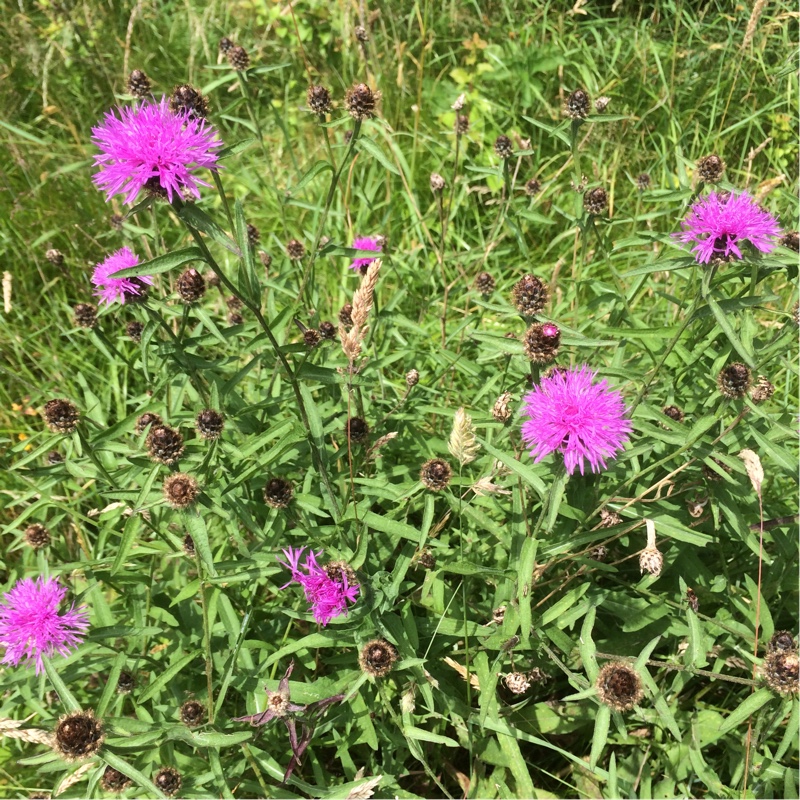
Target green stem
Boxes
[212,170,235,234]
[196,552,215,724]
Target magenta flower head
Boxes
[0,577,89,674]
[675,191,782,264]
[92,247,154,305]
[91,96,222,205]
[278,547,359,626]
[349,236,382,272]
[521,365,632,475]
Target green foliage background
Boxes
[0,0,797,797]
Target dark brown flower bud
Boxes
[246,223,260,247]
[406,368,419,387]
[430,172,446,192]
[154,767,182,798]
[339,302,354,327]
[24,523,50,549]
[475,271,495,296]
[763,650,799,695]
[662,405,684,423]
[169,84,210,120]
[455,114,470,135]
[195,409,225,440]
[595,662,644,711]
[420,458,452,491]
[750,375,775,404]
[135,412,162,435]
[47,450,64,465]
[177,268,206,303]
[227,45,250,71]
[146,425,185,465]
[354,24,369,42]
[512,274,548,316]
[583,187,608,216]
[303,329,321,349]
[43,399,80,434]
[768,631,797,653]
[263,477,293,509]
[525,178,541,196]
[180,700,205,728]
[286,239,306,260]
[53,711,104,761]
[163,473,199,509]
[522,322,560,364]
[594,95,610,112]
[697,154,725,184]
[494,135,513,159]
[127,69,151,98]
[307,84,333,116]
[110,212,124,230]
[717,362,751,398]
[73,303,97,329]
[126,320,144,343]
[101,766,132,794]
[780,231,799,252]
[205,270,221,288]
[345,83,379,120]
[319,321,336,340]
[218,37,234,54]
[565,88,590,119]
[259,252,272,270]
[358,638,398,677]
[502,672,531,695]
[45,249,64,267]
[116,671,135,694]
[183,534,196,557]
[636,173,651,191]
[345,417,370,444]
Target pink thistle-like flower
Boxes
[349,236,382,272]
[91,96,222,205]
[675,191,782,264]
[0,577,89,675]
[92,247,154,305]
[278,547,359,626]
[521,365,632,475]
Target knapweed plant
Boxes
[0,1,797,798]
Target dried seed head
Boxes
[43,399,80,434]
[512,274,548,316]
[494,135,513,159]
[717,362,752,398]
[583,187,609,216]
[263,477,293,509]
[47,450,63,465]
[46,249,64,267]
[154,767,182,798]
[116,671,135,694]
[259,252,272,272]
[502,672,531,695]
[346,417,370,443]
[780,231,799,252]
[768,631,797,653]
[599,508,622,527]
[590,544,608,561]
[53,711,104,761]
[163,473,199,509]
[413,548,435,569]
[430,172,446,192]
[639,546,663,577]
[339,302,354,328]
[307,84,333,115]
[110,212,124,230]
[227,45,250,71]
[662,405,685,423]
[345,83,379,120]
[127,69,151,98]
[405,368,420,387]
[169,84,210,120]
[180,700,205,728]
[218,37,234,54]
[522,322,560,364]
[448,407,479,466]
[196,409,225,440]
[492,391,513,423]
[318,321,336,340]
[763,651,799,695]
[101,766,132,794]
[246,223,260,247]
[595,662,644,711]
[525,178,541,196]
[146,425,185,465]
[354,24,369,42]
[303,328,321,349]
[686,588,699,612]
[475,271,495,296]
[594,95,611,112]
[73,303,97,329]
[135,412,162,435]
[226,296,243,311]
[126,320,144,342]
[696,154,725,184]
[636,173,651,191]
[177,268,206,303]
[750,375,775,404]
[420,458,452,491]
[455,114,470,134]
[286,239,306,260]
[358,638,398,677]
[24,523,50,550]
[182,534,196,557]
[565,88,590,119]
[228,310,244,325]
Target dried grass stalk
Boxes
[738,449,764,497]
[55,761,96,796]
[448,407,479,466]
[340,259,382,365]
[742,0,768,49]
[0,717,52,746]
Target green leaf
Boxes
[287,159,334,196]
[217,139,255,160]
[403,726,459,747]
[101,752,165,799]
[109,247,206,278]
[357,136,400,175]
[177,204,241,255]
[184,512,217,576]
[138,650,199,703]
[111,514,142,576]
[589,704,611,769]
[719,687,774,732]
[43,657,81,711]
[705,293,755,367]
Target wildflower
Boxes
[494,135,513,159]
[763,651,799,695]
[662,405,684,423]
[345,83,379,120]
[101,766,132,793]
[303,329,321,349]
[286,239,306,260]
[176,268,206,303]
[583,187,608,216]
[169,84,209,121]
[520,365,631,475]
[512,274,548,316]
[263,477,294,509]
[53,710,104,761]
[227,45,250,71]
[180,700,205,727]
[502,672,531,695]
[525,178,541,196]
[339,302,354,327]
[522,322,560,364]
[127,70,151,98]
[595,662,644,711]
[768,631,797,653]
[345,417,370,443]
[135,412,162,434]
[696,154,725,184]
[43,399,80,434]
[420,458,452,490]
[279,547,359,625]
[318,321,336,340]
[349,236,382,272]
[675,191,782,264]
[162,473,199,509]
[195,409,225,440]
[307,84,332,116]
[636,173,651,191]
[0,577,89,674]
[455,114,469,134]
[154,767,182,798]
[359,639,398,677]
[717,361,752,398]
[24,524,50,550]
[146,425,184,465]
[475,271,495,296]
[92,247,154,305]
[565,89,590,119]
[91,97,222,205]
[406,368,420,387]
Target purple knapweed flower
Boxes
[675,191,782,264]
[521,365,632,475]
[92,247,154,305]
[91,96,222,205]
[278,547,359,626]
[349,236,382,272]
[0,577,89,675]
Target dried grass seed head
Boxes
[448,407,479,466]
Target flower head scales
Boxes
[349,237,382,272]
[675,191,782,264]
[0,577,89,674]
[92,247,154,305]
[278,547,358,625]
[92,96,222,205]
[521,365,631,475]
